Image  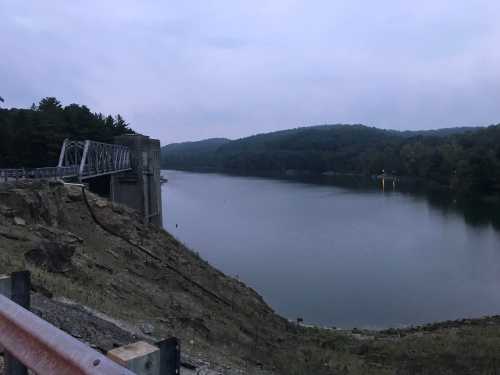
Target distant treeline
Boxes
[162,124,500,195]
[0,97,134,168]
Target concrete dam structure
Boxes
[0,134,163,226]
[111,134,163,226]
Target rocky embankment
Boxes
[1,181,500,374]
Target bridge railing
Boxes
[1,139,132,183]
[0,166,80,182]
[58,139,131,180]
[0,169,22,182]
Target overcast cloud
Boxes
[2,1,500,143]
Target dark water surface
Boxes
[162,170,500,329]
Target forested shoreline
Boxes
[0,98,134,168]
[3,98,499,197]
[162,124,500,195]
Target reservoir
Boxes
[162,169,500,329]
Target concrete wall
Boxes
[111,135,163,226]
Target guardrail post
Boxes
[0,272,30,375]
[156,338,180,375]
[11,271,30,309]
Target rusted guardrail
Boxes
[0,294,136,375]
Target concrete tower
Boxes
[111,134,163,226]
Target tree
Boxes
[161,124,500,195]
[114,114,129,131]
[0,97,134,168]
[38,97,62,112]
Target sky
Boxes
[2,1,500,144]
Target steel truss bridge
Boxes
[0,139,131,182]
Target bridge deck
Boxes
[0,139,132,182]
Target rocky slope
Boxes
[1,181,500,374]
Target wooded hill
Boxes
[161,124,500,195]
[0,97,134,168]
[161,138,230,170]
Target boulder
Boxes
[13,216,26,226]
[25,240,76,273]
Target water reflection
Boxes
[302,173,500,232]
[162,170,500,328]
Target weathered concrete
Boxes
[108,341,160,375]
[111,135,163,226]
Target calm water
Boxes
[162,170,500,329]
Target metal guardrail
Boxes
[0,294,136,375]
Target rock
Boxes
[140,322,154,335]
[95,200,108,208]
[66,187,83,201]
[35,225,83,244]
[13,216,26,226]
[0,227,29,241]
[25,240,76,273]
[0,204,15,217]
[112,205,125,214]
[31,282,54,298]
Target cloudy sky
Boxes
[2,1,500,144]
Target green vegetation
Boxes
[161,124,500,195]
[0,97,134,168]
[161,138,230,169]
